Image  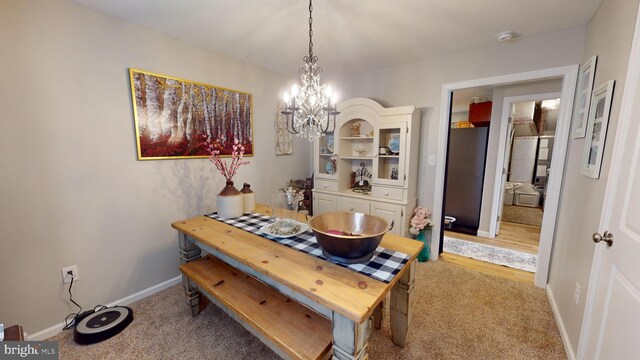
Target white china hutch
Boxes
[312,98,421,237]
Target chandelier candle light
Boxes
[281,0,340,141]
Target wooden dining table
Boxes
[172,204,423,360]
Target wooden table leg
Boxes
[390,260,416,347]
[372,298,385,330]
[332,312,371,360]
[179,233,202,316]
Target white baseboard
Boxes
[546,285,577,360]
[28,275,182,341]
[477,230,491,238]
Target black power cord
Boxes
[61,271,113,330]
[62,272,84,330]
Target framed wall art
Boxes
[129,68,253,160]
[581,80,615,179]
[571,55,597,138]
[275,100,293,156]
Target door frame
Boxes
[432,65,578,288]
[577,4,640,357]
[488,92,561,238]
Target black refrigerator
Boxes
[443,127,490,235]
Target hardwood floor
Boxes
[440,221,540,283]
[439,252,535,284]
[444,221,541,255]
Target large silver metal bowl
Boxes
[308,211,394,264]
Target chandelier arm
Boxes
[286,112,300,135]
[283,99,301,135]
[317,110,329,133]
[291,109,302,135]
[326,111,337,134]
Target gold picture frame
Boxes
[129,68,253,160]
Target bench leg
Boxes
[179,233,202,316]
[331,312,371,360]
[372,299,385,330]
[390,260,415,347]
[183,277,201,316]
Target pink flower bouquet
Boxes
[206,137,250,181]
[409,206,433,235]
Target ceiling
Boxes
[70,0,603,78]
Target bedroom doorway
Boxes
[432,65,578,288]
[492,95,561,238]
[442,91,561,274]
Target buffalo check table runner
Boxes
[206,212,410,283]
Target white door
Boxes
[496,110,515,235]
[509,136,538,182]
[580,11,640,358]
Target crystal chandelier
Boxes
[282,0,339,141]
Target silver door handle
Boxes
[592,231,614,247]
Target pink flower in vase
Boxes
[205,137,250,182]
[409,206,433,235]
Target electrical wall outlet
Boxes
[61,265,79,284]
[574,282,581,305]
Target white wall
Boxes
[0,0,310,334]
[548,0,640,354]
[336,27,586,219]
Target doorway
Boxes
[491,94,561,238]
[442,91,561,274]
[432,66,579,288]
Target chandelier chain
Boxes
[308,0,314,59]
[280,0,339,140]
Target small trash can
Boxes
[444,216,456,229]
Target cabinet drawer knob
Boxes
[384,191,389,196]
[349,207,354,211]
[323,184,328,188]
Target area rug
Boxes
[501,205,543,226]
[444,236,537,272]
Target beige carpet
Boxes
[49,260,566,359]
[502,205,544,227]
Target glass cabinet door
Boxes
[314,132,337,179]
[373,122,406,186]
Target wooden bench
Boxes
[180,256,333,360]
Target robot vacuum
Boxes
[73,306,133,345]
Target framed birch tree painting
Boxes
[129,68,253,160]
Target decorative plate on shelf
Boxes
[388,134,400,154]
[259,219,309,238]
[326,138,334,153]
[326,161,335,175]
